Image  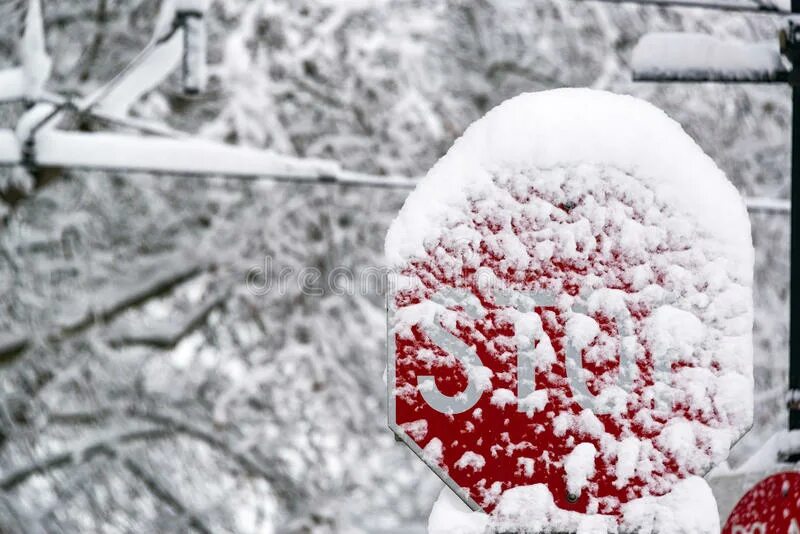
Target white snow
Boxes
[0,130,22,165]
[20,0,51,99]
[658,419,699,470]
[643,306,705,360]
[423,438,444,465]
[400,420,429,441]
[175,0,211,10]
[632,33,786,81]
[0,68,27,103]
[386,89,753,279]
[517,457,536,478]
[30,131,341,178]
[736,430,800,473]
[622,477,720,534]
[455,452,486,472]
[566,313,600,350]
[181,12,208,94]
[614,437,641,489]
[564,443,597,496]
[428,487,489,534]
[429,477,719,533]
[518,390,548,415]
[490,388,517,409]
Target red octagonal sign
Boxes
[386,90,754,527]
[723,472,800,534]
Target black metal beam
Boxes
[574,0,789,14]
[791,64,800,439]
[633,71,789,82]
[783,17,800,457]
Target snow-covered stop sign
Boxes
[386,89,754,530]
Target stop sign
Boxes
[722,472,800,534]
[386,89,754,526]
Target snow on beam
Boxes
[632,33,789,83]
[573,0,790,13]
[0,69,27,103]
[0,130,22,165]
[745,196,790,214]
[32,131,418,188]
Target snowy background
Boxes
[0,0,790,532]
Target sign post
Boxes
[387,89,754,532]
[789,17,800,444]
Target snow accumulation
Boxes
[0,68,28,104]
[30,131,340,178]
[632,33,785,81]
[387,89,753,532]
[175,0,212,11]
[87,0,183,118]
[20,0,51,100]
[429,478,720,534]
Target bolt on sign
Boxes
[386,89,754,530]
[722,472,800,534]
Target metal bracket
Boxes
[780,21,800,86]
[776,428,800,463]
[789,389,800,412]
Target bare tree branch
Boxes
[123,458,213,534]
[0,258,209,365]
[108,289,229,349]
[0,427,170,491]
[38,406,306,515]
[126,408,308,512]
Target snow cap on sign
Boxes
[385,88,752,285]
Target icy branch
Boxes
[0,334,29,365]
[127,408,308,510]
[57,258,208,334]
[0,256,209,364]
[123,458,213,534]
[0,427,171,490]
[108,289,229,349]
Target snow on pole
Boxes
[632,33,788,82]
[386,89,754,533]
[19,0,51,100]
